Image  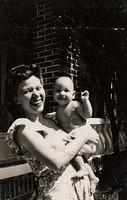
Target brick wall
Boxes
[33,0,81,112]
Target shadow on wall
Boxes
[0,105,13,132]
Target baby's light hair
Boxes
[55,76,74,90]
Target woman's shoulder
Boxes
[8,118,32,132]
[15,118,31,124]
[5,118,31,158]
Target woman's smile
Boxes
[30,97,44,109]
[17,75,45,114]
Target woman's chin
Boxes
[30,103,44,113]
[36,105,44,112]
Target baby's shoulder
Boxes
[71,100,81,108]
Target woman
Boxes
[6,64,99,200]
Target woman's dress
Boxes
[6,118,93,200]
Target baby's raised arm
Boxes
[77,90,92,119]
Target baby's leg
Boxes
[71,155,89,176]
[84,163,99,194]
[71,156,99,195]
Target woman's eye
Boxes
[36,86,42,90]
[56,89,61,93]
[23,90,29,94]
[23,88,33,94]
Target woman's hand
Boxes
[70,125,99,145]
[86,126,99,144]
[78,144,96,156]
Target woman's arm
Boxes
[16,125,99,170]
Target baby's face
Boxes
[54,77,75,106]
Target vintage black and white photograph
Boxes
[0,0,127,199]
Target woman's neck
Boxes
[25,112,44,123]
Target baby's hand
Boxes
[81,90,89,101]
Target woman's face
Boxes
[16,75,45,116]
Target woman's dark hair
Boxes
[6,64,43,119]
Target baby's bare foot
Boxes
[76,169,89,178]
[90,177,99,194]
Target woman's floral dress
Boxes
[6,118,93,200]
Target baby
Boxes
[54,76,99,193]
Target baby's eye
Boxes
[64,89,70,92]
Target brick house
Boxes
[0,0,127,199]
[32,0,105,115]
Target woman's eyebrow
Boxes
[21,86,33,91]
